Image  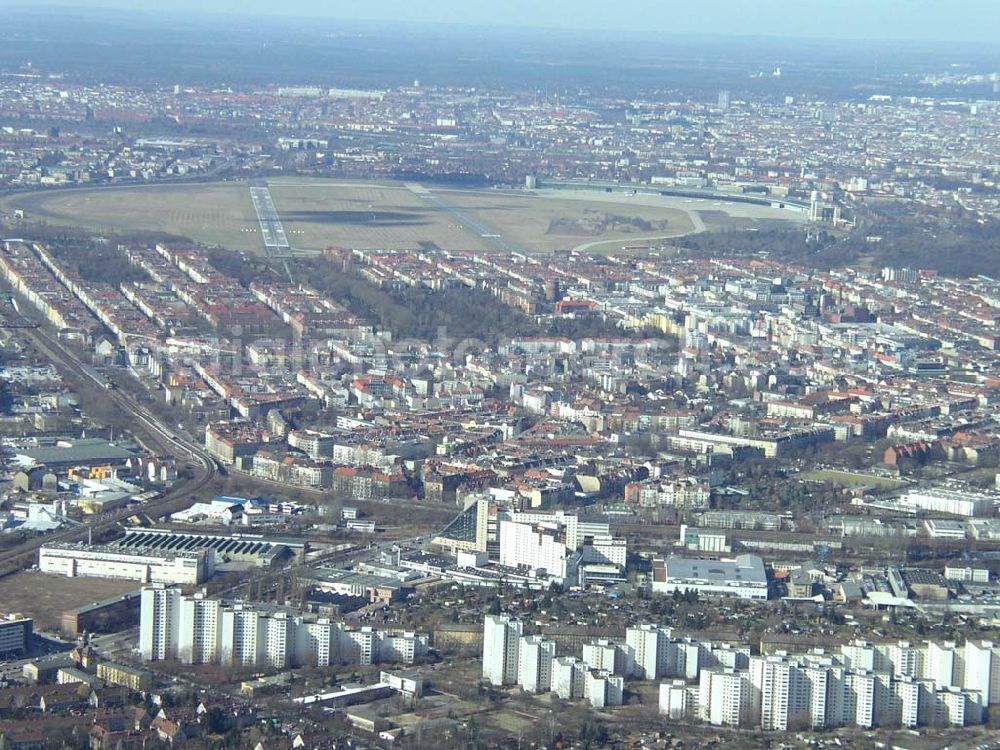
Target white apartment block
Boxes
[880,640,923,678]
[930,686,982,726]
[220,605,265,665]
[625,625,746,681]
[518,635,555,693]
[924,640,957,687]
[477,615,994,729]
[636,480,710,510]
[482,614,523,686]
[584,669,624,708]
[178,592,221,665]
[553,656,586,700]
[839,641,877,672]
[139,585,181,661]
[699,667,751,726]
[481,616,622,708]
[659,680,698,721]
[264,611,298,669]
[379,631,423,664]
[301,619,335,667]
[663,639,991,730]
[582,639,633,677]
[962,640,997,707]
[140,586,426,668]
[626,624,670,680]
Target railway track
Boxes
[0,325,217,575]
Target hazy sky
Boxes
[19,0,1000,44]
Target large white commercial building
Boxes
[498,519,579,583]
[899,488,997,518]
[496,510,627,584]
[139,585,427,667]
[40,543,214,585]
[651,554,768,600]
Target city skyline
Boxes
[1,2,1000,748]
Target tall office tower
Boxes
[717,89,731,111]
[518,635,556,693]
[482,614,523,686]
[139,584,181,661]
[178,591,221,665]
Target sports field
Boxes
[1,178,805,256]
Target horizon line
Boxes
[4,4,1000,49]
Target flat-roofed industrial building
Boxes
[651,554,769,600]
[39,543,214,585]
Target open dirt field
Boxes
[0,570,139,632]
